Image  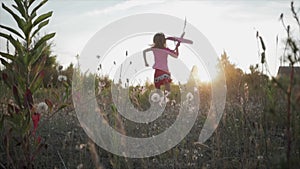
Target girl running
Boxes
[143,32,180,92]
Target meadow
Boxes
[0,0,300,169]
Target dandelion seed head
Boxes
[79,144,86,149]
[193,154,198,160]
[151,93,160,103]
[257,155,263,160]
[99,81,106,89]
[58,75,67,81]
[194,87,198,93]
[37,102,48,114]
[186,92,194,101]
[76,163,84,169]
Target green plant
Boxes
[256,1,300,168]
[0,0,66,168]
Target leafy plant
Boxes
[257,1,300,168]
[0,0,66,168]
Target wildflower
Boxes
[151,93,160,103]
[58,75,67,81]
[37,102,48,114]
[186,92,194,101]
[257,155,263,160]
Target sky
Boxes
[0,0,299,83]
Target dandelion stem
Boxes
[57,150,67,169]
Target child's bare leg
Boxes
[164,82,171,101]
[165,82,170,92]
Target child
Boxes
[143,33,180,92]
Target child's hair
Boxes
[153,33,166,49]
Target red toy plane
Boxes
[166,18,193,48]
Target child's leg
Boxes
[165,82,170,92]
[164,82,171,100]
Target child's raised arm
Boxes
[165,44,180,58]
[143,48,152,66]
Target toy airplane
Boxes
[166,36,193,44]
[166,18,193,45]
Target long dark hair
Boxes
[153,33,166,49]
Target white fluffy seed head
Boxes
[151,93,160,103]
[58,75,67,81]
[37,102,48,114]
[186,92,194,101]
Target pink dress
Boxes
[152,48,177,73]
[151,48,177,89]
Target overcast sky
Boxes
[0,0,299,82]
